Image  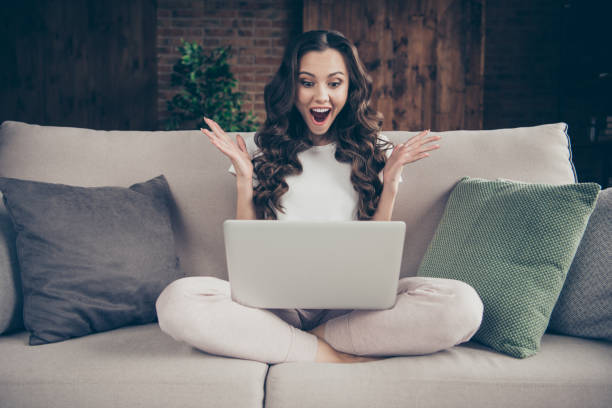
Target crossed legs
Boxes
[311,276,483,357]
[155,276,483,364]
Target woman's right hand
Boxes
[201,117,253,181]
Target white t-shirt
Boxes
[228,133,402,220]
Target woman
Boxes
[156,30,483,364]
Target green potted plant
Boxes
[165,39,259,132]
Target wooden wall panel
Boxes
[0,0,157,130]
[303,0,484,131]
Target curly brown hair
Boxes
[252,30,392,220]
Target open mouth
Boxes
[309,108,331,125]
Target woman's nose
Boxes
[314,85,330,103]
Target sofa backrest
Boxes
[0,121,576,280]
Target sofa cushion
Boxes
[0,121,577,282]
[0,324,268,408]
[0,200,22,334]
[417,177,600,358]
[387,123,577,278]
[0,175,183,345]
[548,187,612,341]
[265,335,612,408]
[0,120,236,281]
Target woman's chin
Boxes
[308,125,329,136]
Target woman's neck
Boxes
[308,128,336,146]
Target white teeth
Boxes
[311,108,331,113]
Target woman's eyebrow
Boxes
[298,71,345,78]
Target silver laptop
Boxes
[223,220,406,310]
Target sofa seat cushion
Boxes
[0,324,268,408]
[265,334,612,408]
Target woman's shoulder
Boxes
[377,132,397,146]
[378,132,391,142]
[376,132,394,157]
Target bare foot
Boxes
[309,322,327,340]
[308,324,384,363]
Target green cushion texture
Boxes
[417,177,600,358]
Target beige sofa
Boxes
[0,120,610,408]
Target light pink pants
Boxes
[155,276,483,364]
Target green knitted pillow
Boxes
[417,177,600,358]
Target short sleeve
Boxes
[379,133,403,183]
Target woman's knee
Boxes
[155,276,229,339]
[438,279,484,345]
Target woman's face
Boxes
[295,48,349,145]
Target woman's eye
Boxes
[300,81,341,88]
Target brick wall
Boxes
[156,0,302,129]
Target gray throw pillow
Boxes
[548,188,612,341]
[0,175,183,345]
[0,200,23,334]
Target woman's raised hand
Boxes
[383,129,441,187]
[201,117,253,181]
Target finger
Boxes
[209,135,237,159]
[410,143,439,155]
[403,129,430,146]
[203,128,234,155]
[403,152,430,164]
[202,127,232,149]
[420,143,440,153]
[205,117,232,143]
[204,129,223,148]
[408,134,440,150]
[236,134,247,152]
[422,135,442,145]
[403,145,437,161]
[203,118,222,137]
[201,128,215,142]
[201,128,224,145]
[201,127,217,139]
[205,117,222,133]
[202,119,218,136]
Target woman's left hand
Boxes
[382,129,441,188]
